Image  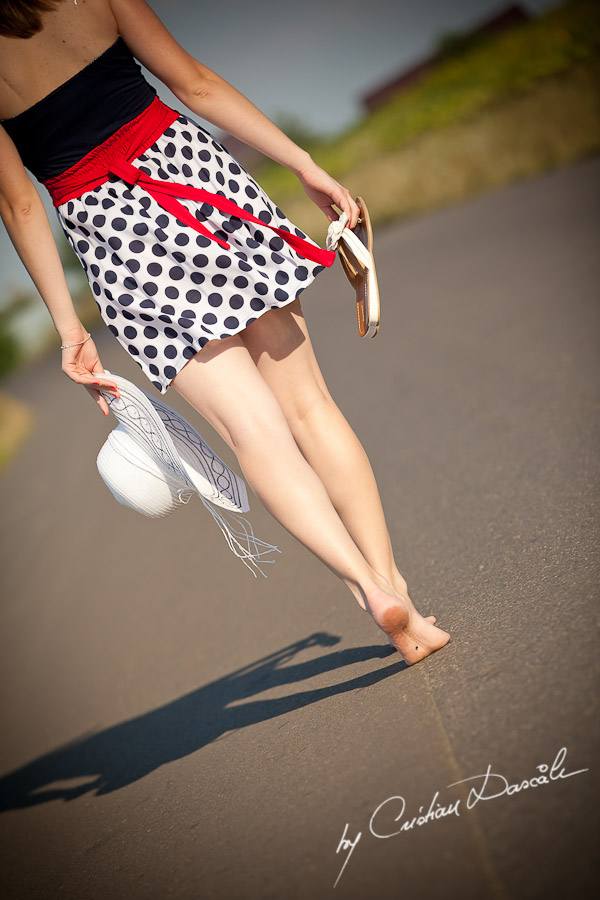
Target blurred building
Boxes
[216,3,532,164]
[360,3,532,113]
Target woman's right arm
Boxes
[0,126,119,413]
[109,0,360,228]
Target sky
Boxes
[1,0,562,331]
[145,0,560,136]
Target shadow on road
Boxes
[0,632,405,811]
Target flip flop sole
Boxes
[336,197,380,337]
[355,196,380,338]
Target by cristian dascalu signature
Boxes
[333,746,588,889]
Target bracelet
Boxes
[60,332,91,350]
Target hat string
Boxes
[199,498,281,578]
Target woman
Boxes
[0,0,450,665]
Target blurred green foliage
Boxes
[270,111,324,149]
[0,231,99,381]
[0,290,32,379]
[0,326,22,379]
[434,28,497,64]
[255,0,600,195]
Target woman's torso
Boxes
[0,0,157,180]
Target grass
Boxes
[250,0,600,240]
[0,390,33,475]
[262,59,600,244]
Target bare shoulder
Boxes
[0,0,209,119]
[0,0,118,118]
[108,0,210,94]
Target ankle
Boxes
[367,565,408,598]
[369,568,396,595]
[390,570,409,596]
[342,567,385,610]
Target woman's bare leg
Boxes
[170,334,449,664]
[238,300,420,601]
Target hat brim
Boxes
[96,371,249,513]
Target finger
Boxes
[95,392,110,416]
[338,193,360,230]
[96,380,120,398]
[90,367,120,395]
[332,189,358,229]
[85,385,111,416]
[92,377,119,395]
[66,368,120,395]
[331,196,350,227]
[321,205,339,224]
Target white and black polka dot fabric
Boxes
[57,112,326,394]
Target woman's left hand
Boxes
[296,161,360,229]
[60,334,120,416]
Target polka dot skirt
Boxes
[57,111,327,394]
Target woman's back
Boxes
[1,35,157,179]
[0,0,118,120]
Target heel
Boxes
[379,604,450,665]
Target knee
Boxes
[228,396,294,453]
[282,384,335,431]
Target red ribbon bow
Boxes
[44,96,335,268]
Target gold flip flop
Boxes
[336,197,380,338]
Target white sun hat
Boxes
[97,422,192,518]
[95,370,280,577]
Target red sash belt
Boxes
[43,95,336,267]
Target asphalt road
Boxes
[1,155,599,900]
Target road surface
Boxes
[1,155,599,900]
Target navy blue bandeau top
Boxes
[1,37,157,181]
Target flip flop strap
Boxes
[338,228,372,270]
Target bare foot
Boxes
[388,572,439,631]
[386,614,436,648]
[390,572,437,620]
[366,583,450,665]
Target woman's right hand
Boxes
[296,161,360,229]
[60,334,120,416]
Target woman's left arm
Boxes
[109,0,360,227]
[110,0,312,172]
[0,126,119,413]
